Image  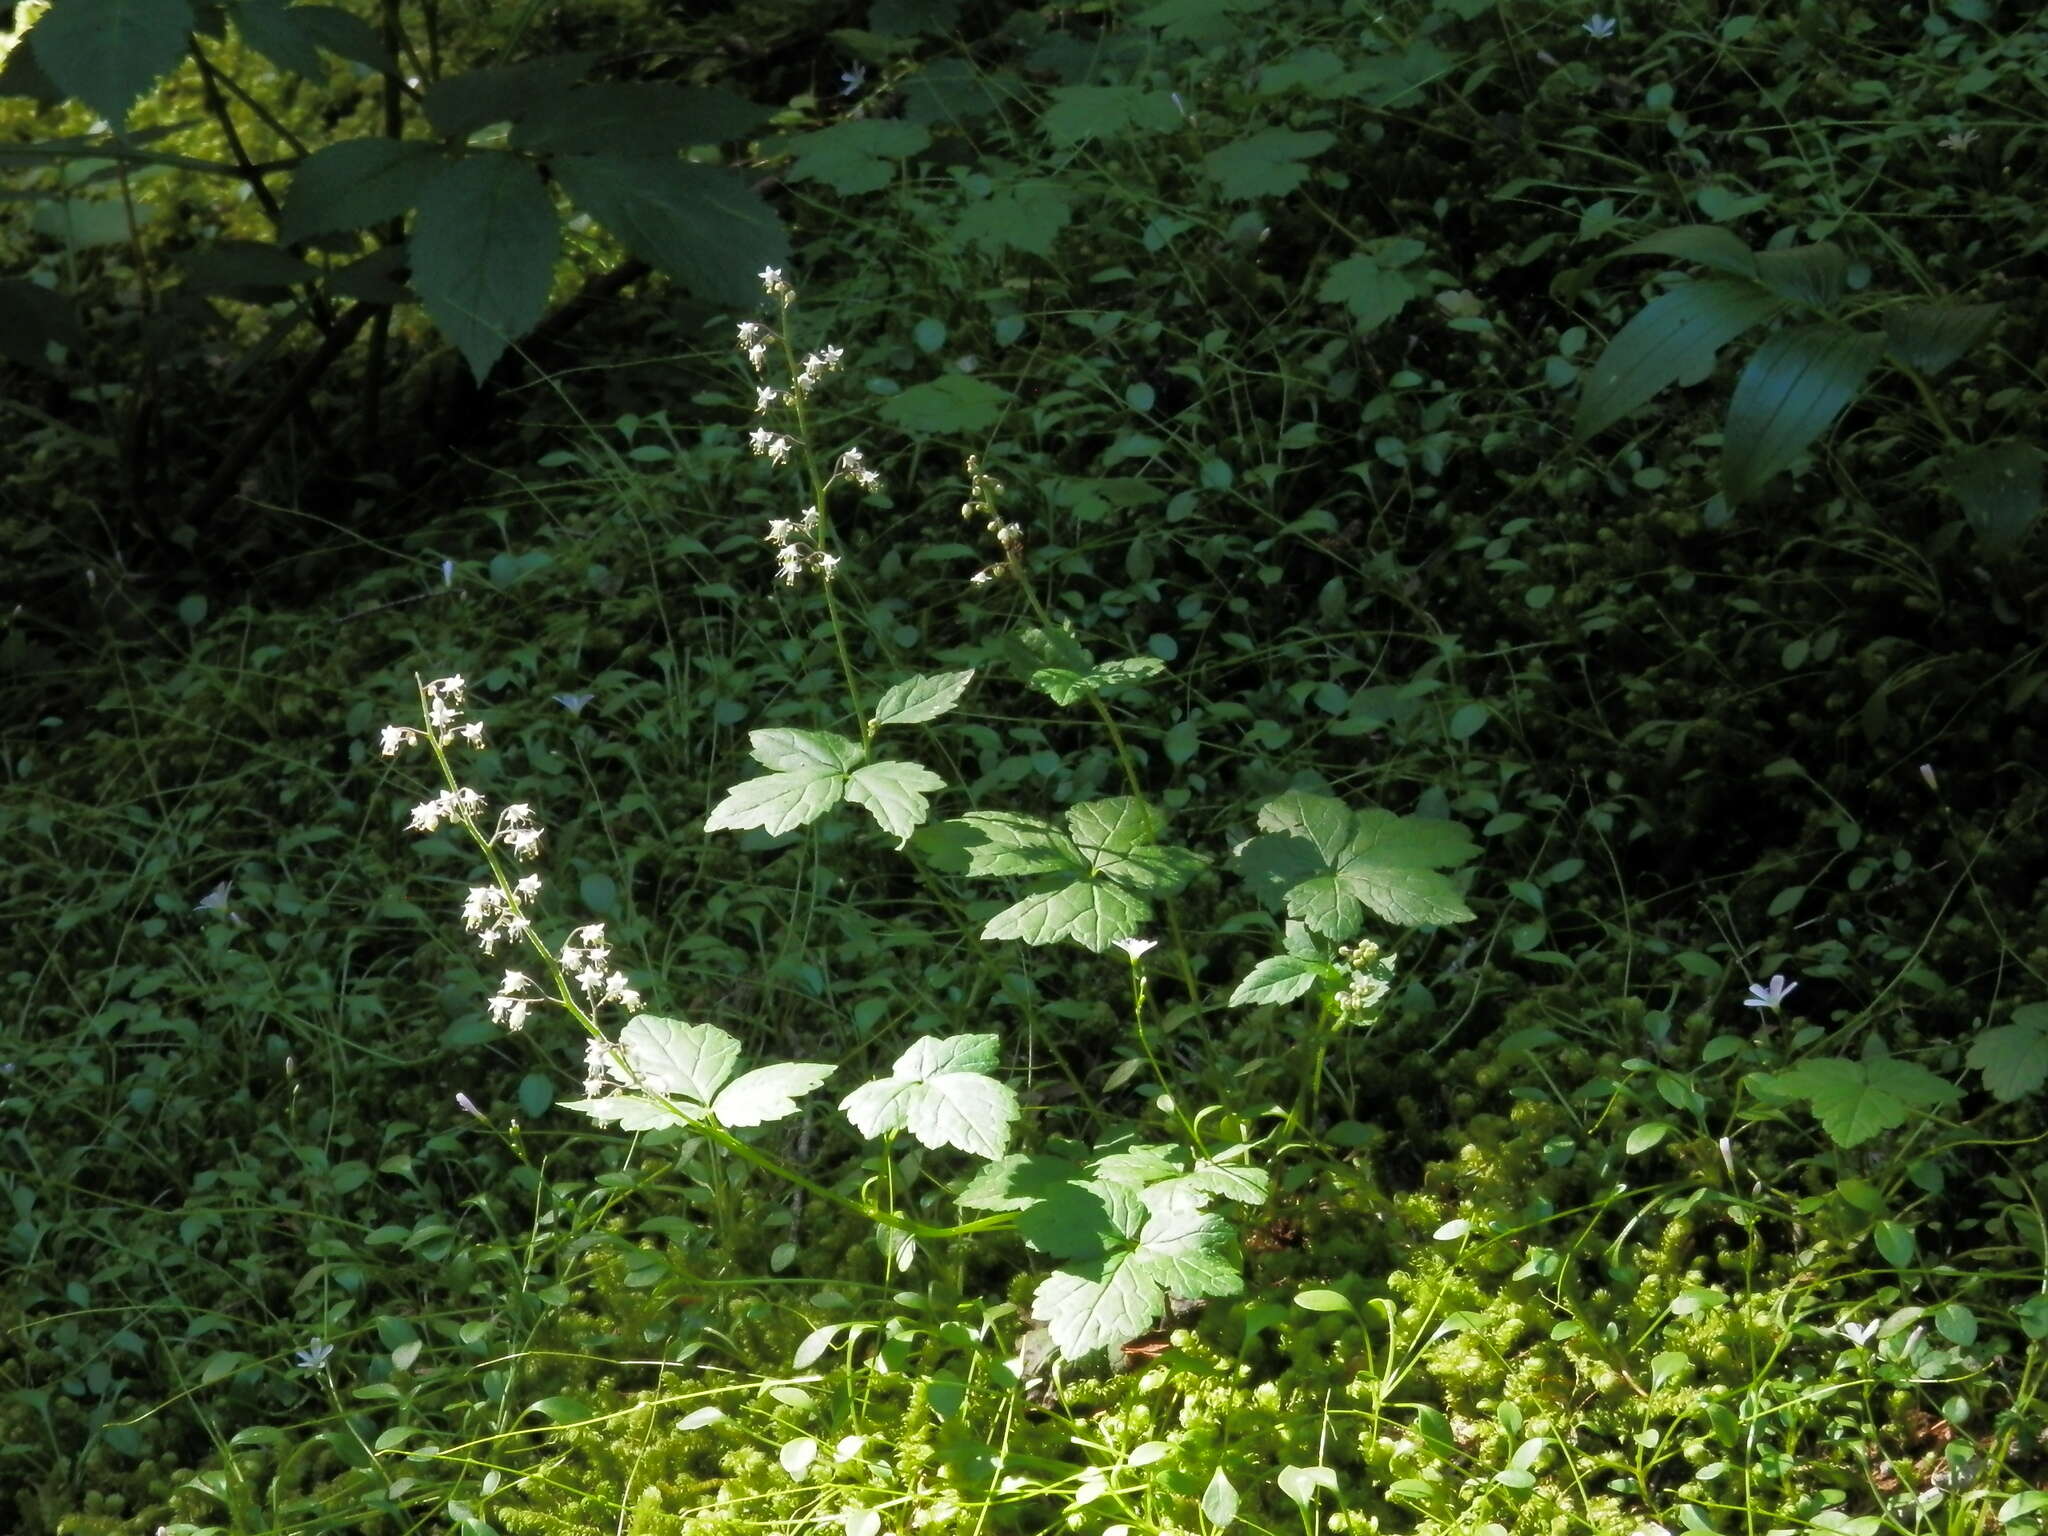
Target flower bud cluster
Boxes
[961,455,1023,586]
[1332,938,1397,1027]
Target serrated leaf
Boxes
[713,1062,834,1127]
[620,1015,740,1102]
[839,1033,1018,1158]
[563,1093,675,1131]
[704,768,847,836]
[871,669,976,728]
[946,811,1080,877]
[1612,224,1758,282]
[982,880,1151,952]
[1017,1179,1132,1259]
[1770,1056,1960,1148]
[279,138,444,245]
[1172,1159,1270,1205]
[1034,1256,1159,1361]
[846,760,947,843]
[234,2,328,78]
[288,6,394,72]
[409,154,558,383]
[954,179,1072,258]
[1229,954,1332,1007]
[745,728,862,773]
[551,156,788,307]
[1721,323,1887,504]
[1349,39,1453,107]
[1882,301,2002,376]
[1945,439,2043,557]
[1038,83,1181,147]
[1966,1006,2048,1102]
[27,0,193,128]
[772,118,930,194]
[507,83,771,154]
[1318,253,1423,333]
[1753,242,1849,308]
[874,374,1010,436]
[1199,127,1333,200]
[1575,279,1786,441]
[954,1152,1088,1211]
[1235,794,1476,937]
[174,240,317,294]
[421,55,597,139]
[1012,625,1094,674]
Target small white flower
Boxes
[839,63,867,97]
[1583,12,1616,36]
[1919,763,1938,791]
[554,692,593,715]
[760,267,783,291]
[428,675,465,700]
[295,1338,333,1371]
[194,880,233,913]
[1742,974,1798,1011]
[812,550,841,580]
[1114,936,1158,960]
[440,559,455,587]
[737,321,764,346]
[514,874,543,899]
[756,385,780,412]
[456,721,486,748]
[766,518,798,545]
[456,1092,483,1118]
[1938,128,1979,151]
[379,725,418,756]
[1839,1317,1880,1347]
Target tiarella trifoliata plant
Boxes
[378,270,1488,1365]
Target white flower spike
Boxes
[1742,974,1798,1011]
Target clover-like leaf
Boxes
[1234,792,1475,938]
[839,1033,1018,1159]
[871,669,976,729]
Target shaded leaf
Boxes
[0,280,88,374]
[27,0,193,127]
[1038,84,1181,146]
[1611,224,1757,282]
[409,155,558,383]
[1882,301,2002,376]
[279,138,444,245]
[1753,242,1849,308]
[421,55,598,140]
[1966,1003,2048,1102]
[772,118,929,195]
[1575,279,1786,441]
[1721,323,1886,504]
[1944,439,2043,556]
[508,84,770,155]
[873,374,1009,435]
[1228,954,1333,1007]
[1199,127,1333,200]
[234,1,329,79]
[1769,1056,1960,1147]
[954,178,1072,258]
[551,156,788,307]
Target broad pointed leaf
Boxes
[550,156,787,307]
[279,138,444,244]
[409,154,558,383]
[27,0,193,127]
[1966,1005,2048,1102]
[1944,439,2043,556]
[421,55,598,139]
[1016,1180,1131,1259]
[703,768,846,836]
[839,1032,1018,1158]
[1199,127,1333,200]
[508,84,771,154]
[1753,242,1849,309]
[1229,954,1333,1007]
[771,118,929,194]
[1882,302,2002,376]
[982,881,1150,952]
[1575,279,1785,442]
[234,2,329,78]
[563,1092,675,1131]
[1770,1056,1959,1147]
[1612,224,1757,282]
[1721,323,1886,504]
[1034,1254,1158,1360]
[749,729,863,774]
[946,811,1081,878]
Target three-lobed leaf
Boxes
[870,669,976,729]
[1234,791,1476,937]
[549,157,788,307]
[566,1015,833,1132]
[706,729,945,843]
[1966,1003,2048,1102]
[279,139,445,245]
[840,1032,1019,1159]
[1767,1055,1960,1147]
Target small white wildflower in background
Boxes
[554,692,593,715]
[1113,936,1158,960]
[1838,1316,1879,1347]
[755,385,779,413]
[1919,763,1938,791]
[456,1092,483,1118]
[495,803,545,860]
[1743,974,1798,1011]
[839,63,866,97]
[440,559,456,586]
[1938,128,1979,151]
[295,1338,333,1371]
[760,266,795,301]
[488,970,535,1031]
[1718,1135,1737,1180]
[837,447,882,492]
[194,880,232,913]
[1584,12,1616,36]
[380,724,419,755]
